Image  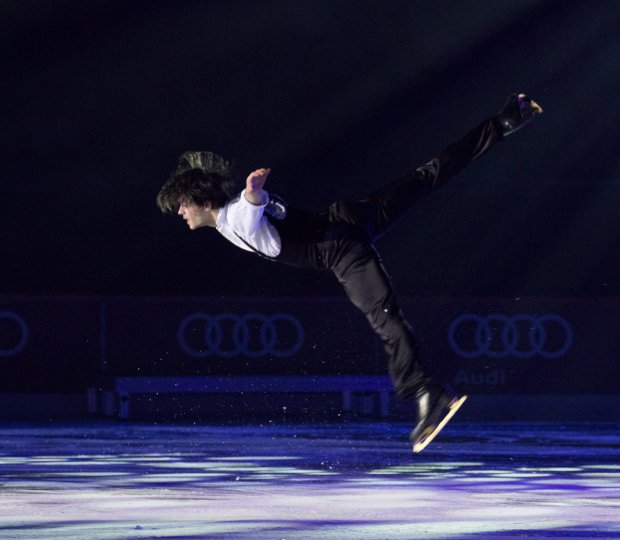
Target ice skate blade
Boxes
[530,99,543,114]
[516,93,544,114]
[412,395,467,453]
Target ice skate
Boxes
[497,92,543,136]
[410,384,467,453]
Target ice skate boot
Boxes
[410,383,467,453]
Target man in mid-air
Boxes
[157,92,543,452]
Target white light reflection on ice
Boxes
[1,422,619,539]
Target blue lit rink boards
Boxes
[0,422,619,539]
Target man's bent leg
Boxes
[331,237,467,451]
[331,237,431,398]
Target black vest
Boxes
[265,207,329,269]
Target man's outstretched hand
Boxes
[244,168,271,205]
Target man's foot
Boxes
[410,384,467,453]
[497,93,543,136]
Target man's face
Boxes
[178,200,215,229]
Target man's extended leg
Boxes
[328,93,542,241]
[328,115,501,239]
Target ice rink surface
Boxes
[0,421,619,539]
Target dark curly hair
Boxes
[156,151,237,213]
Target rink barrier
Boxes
[112,375,394,420]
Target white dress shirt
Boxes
[215,189,282,257]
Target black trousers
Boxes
[316,116,503,399]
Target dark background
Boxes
[2,0,619,299]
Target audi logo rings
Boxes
[448,313,573,359]
[177,312,305,358]
[0,311,29,357]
